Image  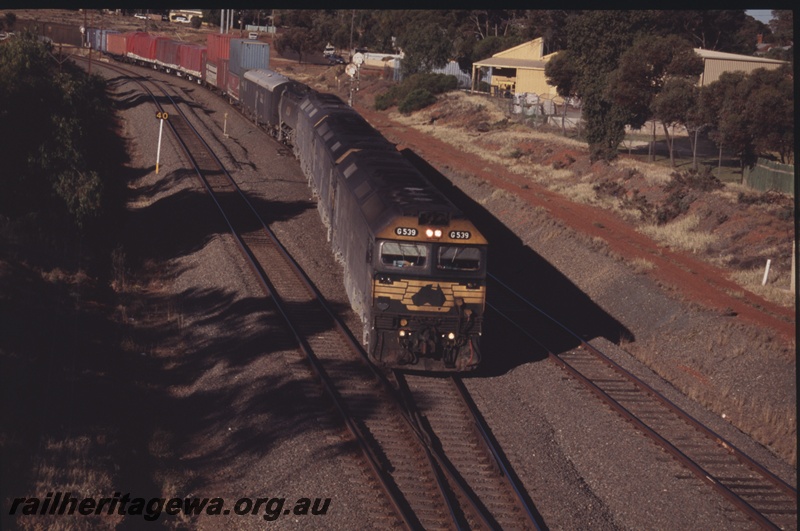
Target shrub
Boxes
[375,73,458,111]
[398,88,436,115]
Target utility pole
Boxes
[349,10,355,55]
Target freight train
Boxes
[85,29,488,371]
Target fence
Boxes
[743,158,795,193]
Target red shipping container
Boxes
[207,33,234,63]
[127,32,167,62]
[155,38,181,69]
[206,59,230,93]
[178,43,206,77]
[227,71,240,101]
[106,32,129,56]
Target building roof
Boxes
[694,48,787,64]
[472,57,548,70]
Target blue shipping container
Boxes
[229,39,270,76]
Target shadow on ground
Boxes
[401,149,634,377]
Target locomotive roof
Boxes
[300,92,463,232]
[300,91,476,234]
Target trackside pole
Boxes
[155,111,168,174]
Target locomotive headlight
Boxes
[399,330,407,337]
[447,332,456,340]
[434,229,442,238]
[425,228,434,237]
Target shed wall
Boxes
[701,59,784,85]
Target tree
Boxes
[275,27,319,64]
[607,34,703,164]
[0,32,112,228]
[548,10,659,161]
[769,10,793,46]
[654,10,753,54]
[741,66,793,164]
[699,66,793,170]
[543,49,579,136]
[651,78,699,167]
[522,10,572,55]
[397,17,453,76]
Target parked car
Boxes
[328,54,345,65]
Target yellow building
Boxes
[471,39,789,99]
[470,38,559,98]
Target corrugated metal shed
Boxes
[694,48,788,86]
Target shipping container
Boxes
[106,32,130,56]
[205,59,230,93]
[155,38,181,70]
[177,43,206,79]
[86,27,101,51]
[100,30,120,53]
[14,20,83,47]
[206,33,234,63]
[227,71,240,101]
[127,32,167,62]
[106,32,129,56]
[229,39,270,76]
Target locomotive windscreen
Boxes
[436,246,482,271]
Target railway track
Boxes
[396,372,541,529]
[84,57,543,529]
[488,273,797,530]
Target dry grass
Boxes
[729,267,796,308]
[615,157,674,186]
[638,214,717,253]
[629,257,657,274]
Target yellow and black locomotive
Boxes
[240,68,487,371]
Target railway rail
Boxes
[82,56,543,529]
[487,273,797,530]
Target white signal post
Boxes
[155,111,169,174]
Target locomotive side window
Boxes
[380,241,428,268]
[437,246,481,271]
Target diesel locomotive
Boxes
[247,70,488,371]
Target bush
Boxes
[375,73,458,111]
[398,88,436,115]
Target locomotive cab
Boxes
[369,216,487,371]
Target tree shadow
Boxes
[1,157,376,528]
